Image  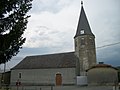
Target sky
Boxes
[0,0,120,70]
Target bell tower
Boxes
[74,1,96,76]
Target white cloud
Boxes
[23,0,120,53]
[23,1,79,52]
[31,0,77,13]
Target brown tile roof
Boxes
[86,64,118,71]
[12,52,77,70]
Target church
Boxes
[10,1,118,88]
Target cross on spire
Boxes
[81,1,83,6]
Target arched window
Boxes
[18,72,22,79]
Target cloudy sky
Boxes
[1,0,120,70]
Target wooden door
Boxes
[56,73,62,86]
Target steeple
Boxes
[74,1,94,38]
[74,1,96,76]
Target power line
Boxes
[76,41,120,51]
[97,41,120,49]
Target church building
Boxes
[11,1,98,87]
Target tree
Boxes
[0,0,33,64]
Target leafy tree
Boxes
[0,0,33,64]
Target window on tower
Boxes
[81,38,85,45]
[80,29,84,34]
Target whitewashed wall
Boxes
[10,68,76,86]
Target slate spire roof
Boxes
[74,1,94,38]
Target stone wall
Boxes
[74,35,96,75]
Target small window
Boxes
[81,38,85,45]
[80,29,84,34]
[18,73,22,79]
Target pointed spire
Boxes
[74,1,94,38]
[81,1,83,6]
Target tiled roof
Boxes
[86,64,118,71]
[12,52,77,70]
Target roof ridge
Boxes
[27,51,75,57]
